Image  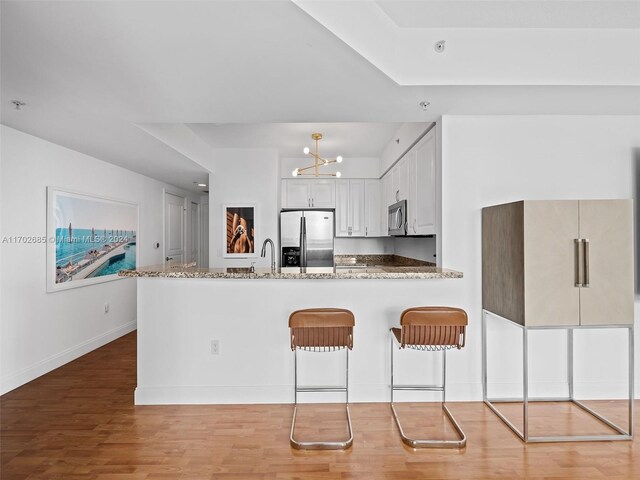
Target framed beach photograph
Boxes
[223,204,257,258]
[46,188,139,292]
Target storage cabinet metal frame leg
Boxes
[482,309,634,443]
[290,347,353,450]
[390,331,467,448]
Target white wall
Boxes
[209,148,280,268]
[334,237,393,255]
[440,115,640,399]
[0,125,203,394]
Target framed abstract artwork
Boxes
[223,204,257,258]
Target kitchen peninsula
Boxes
[121,256,463,405]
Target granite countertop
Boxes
[119,255,462,280]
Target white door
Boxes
[349,179,366,237]
[310,180,336,208]
[190,202,200,265]
[414,130,436,235]
[164,192,185,264]
[364,179,381,237]
[335,180,350,237]
[282,180,311,208]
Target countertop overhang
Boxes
[119,264,463,280]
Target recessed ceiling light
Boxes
[434,40,445,53]
[11,100,26,110]
[419,101,430,111]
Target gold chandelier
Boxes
[292,133,342,177]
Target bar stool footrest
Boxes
[391,402,466,449]
[290,404,354,450]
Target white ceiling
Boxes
[376,1,640,29]
[185,123,402,158]
[1,1,639,192]
[294,0,640,86]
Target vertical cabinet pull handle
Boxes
[574,238,583,287]
[583,239,590,288]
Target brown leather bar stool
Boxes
[289,308,355,450]
[390,306,468,448]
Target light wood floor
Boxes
[1,332,638,479]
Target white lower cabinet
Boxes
[336,179,380,237]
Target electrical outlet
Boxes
[211,339,220,355]
[104,302,110,314]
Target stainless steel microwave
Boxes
[388,200,407,236]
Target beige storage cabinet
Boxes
[482,200,634,327]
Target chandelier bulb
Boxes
[336,155,343,163]
[303,147,310,155]
[292,168,299,177]
[336,171,342,178]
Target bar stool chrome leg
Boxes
[290,347,354,450]
[390,331,467,448]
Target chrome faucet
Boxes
[261,238,276,272]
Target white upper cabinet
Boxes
[283,180,312,208]
[381,174,392,236]
[281,179,335,209]
[398,155,410,202]
[391,163,400,203]
[365,179,382,237]
[310,180,336,208]
[336,179,379,237]
[335,180,350,236]
[413,130,436,235]
[380,126,437,236]
[349,179,366,237]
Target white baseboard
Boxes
[134,383,485,405]
[135,381,637,405]
[0,321,136,395]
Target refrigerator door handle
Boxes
[300,216,307,267]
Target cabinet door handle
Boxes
[365,226,368,236]
[311,197,314,207]
[583,239,590,288]
[574,239,583,287]
[413,219,417,233]
[395,190,400,202]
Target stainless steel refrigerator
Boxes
[280,210,334,268]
